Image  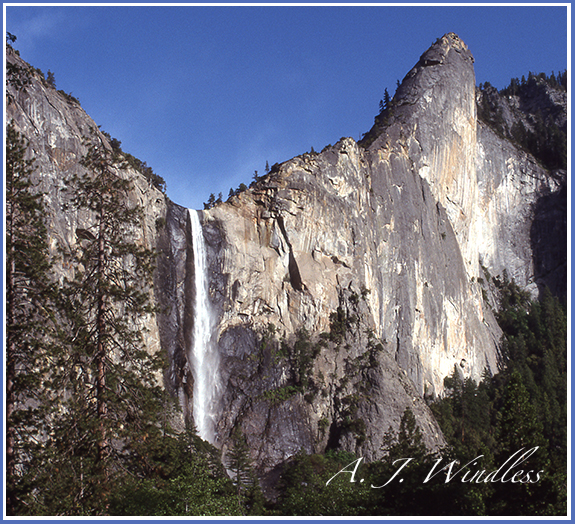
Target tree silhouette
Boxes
[42,131,171,514]
[383,88,391,111]
[5,121,54,514]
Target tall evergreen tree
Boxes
[5,121,54,514]
[227,426,253,491]
[36,131,172,514]
[383,88,391,111]
[225,426,268,515]
[489,370,554,515]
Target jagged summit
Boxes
[419,32,473,65]
[6,34,565,488]
[361,32,476,150]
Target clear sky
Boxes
[5,4,569,211]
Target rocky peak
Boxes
[370,32,475,120]
[362,32,479,279]
[6,34,565,487]
[150,33,565,478]
[415,32,473,68]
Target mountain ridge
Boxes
[6,32,566,488]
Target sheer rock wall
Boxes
[7,32,566,480]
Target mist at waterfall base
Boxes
[188,209,222,444]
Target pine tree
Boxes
[46,70,56,88]
[227,426,254,514]
[5,121,55,514]
[204,193,216,209]
[42,131,171,514]
[6,34,32,106]
[383,88,391,111]
[368,408,451,515]
[384,407,427,461]
[228,427,252,487]
[489,370,555,515]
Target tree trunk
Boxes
[96,211,108,498]
[6,214,16,514]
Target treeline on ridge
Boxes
[7,116,566,514]
[477,70,567,171]
[6,33,567,516]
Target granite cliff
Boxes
[6,33,566,484]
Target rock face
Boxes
[157,32,565,481]
[7,33,566,485]
[6,47,168,368]
[475,77,567,297]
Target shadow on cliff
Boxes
[530,181,567,299]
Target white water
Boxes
[188,209,221,444]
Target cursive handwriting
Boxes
[325,447,544,487]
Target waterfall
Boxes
[188,209,221,444]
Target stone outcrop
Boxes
[6,47,168,366]
[475,76,567,298]
[6,33,566,484]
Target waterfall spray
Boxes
[188,209,221,444]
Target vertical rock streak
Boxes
[189,209,220,443]
[6,34,565,479]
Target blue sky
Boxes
[5,4,569,211]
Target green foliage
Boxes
[261,322,331,406]
[225,427,268,515]
[327,306,352,344]
[228,183,249,199]
[275,450,370,516]
[263,385,300,403]
[227,427,253,488]
[275,408,489,516]
[57,89,80,105]
[382,88,391,111]
[291,327,317,389]
[431,276,567,515]
[339,395,367,445]
[478,72,567,170]
[5,121,56,515]
[109,431,242,516]
[366,408,460,516]
[102,131,166,192]
[318,417,330,433]
[111,466,241,516]
[204,192,223,209]
[46,70,56,88]
[275,328,321,394]
[21,132,174,515]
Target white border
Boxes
[2,2,571,521]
